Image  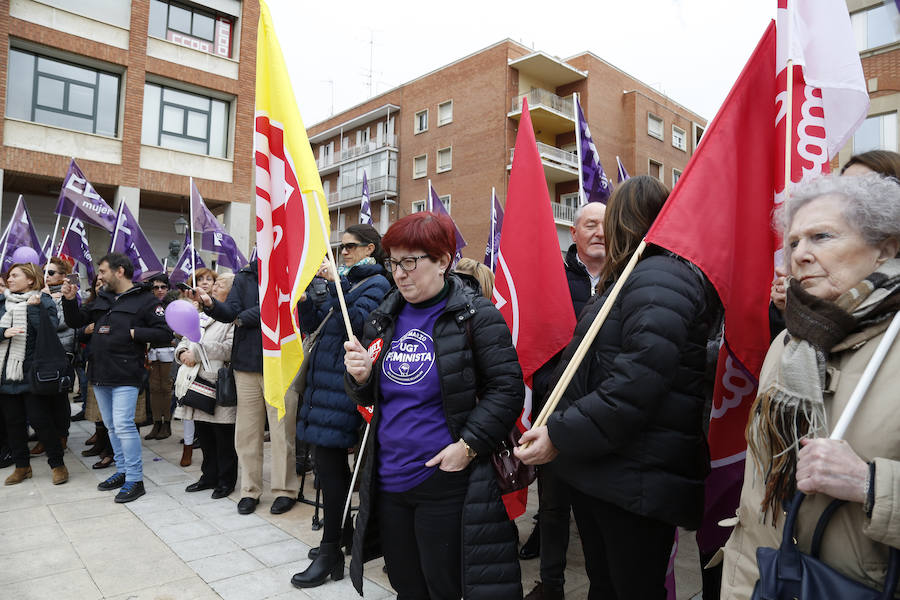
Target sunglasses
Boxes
[338,242,368,253]
[46,270,58,276]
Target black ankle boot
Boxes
[291,542,344,588]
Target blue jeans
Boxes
[94,386,142,482]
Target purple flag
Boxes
[483,190,504,271]
[55,160,117,232]
[429,182,466,263]
[60,218,95,281]
[41,235,52,263]
[192,181,248,270]
[191,179,222,234]
[1,196,45,271]
[359,171,373,225]
[249,244,258,266]
[576,99,612,204]
[169,231,206,285]
[616,155,630,183]
[109,203,164,282]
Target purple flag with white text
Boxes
[2,196,45,271]
[576,99,612,204]
[55,160,117,232]
[41,235,52,263]
[616,155,630,183]
[169,232,206,285]
[109,203,164,281]
[429,183,466,262]
[192,181,248,270]
[483,190,504,271]
[60,218,95,280]
[360,171,373,225]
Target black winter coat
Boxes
[546,251,718,530]
[564,243,594,318]
[63,286,171,387]
[296,263,391,448]
[346,275,524,599]
[206,262,261,373]
[0,294,58,394]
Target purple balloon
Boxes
[10,247,41,265]
[165,299,201,342]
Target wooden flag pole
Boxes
[311,190,354,340]
[341,420,370,531]
[527,240,647,439]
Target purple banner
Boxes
[483,190,504,271]
[359,171,373,225]
[576,99,612,204]
[169,231,206,285]
[192,180,247,270]
[2,196,45,271]
[109,203,164,282]
[190,179,222,234]
[616,155,630,183]
[55,159,117,232]
[429,183,467,263]
[60,218,95,281]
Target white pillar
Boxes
[223,201,251,258]
[114,185,140,219]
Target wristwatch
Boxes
[461,438,477,459]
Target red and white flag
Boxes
[493,99,577,518]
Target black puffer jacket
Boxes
[564,243,593,317]
[546,251,718,530]
[346,275,524,599]
[205,262,261,373]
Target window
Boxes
[6,49,120,137]
[437,147,452,172]
[411,200,427,213]
[141,83,230,158]
[648,113,664,140]
[693,124,705,149]
[438,100,453,126]
[852,4,900,52]
[357,127,369,145]
[415,109,428,134]
[437,194,451,214]
[148,0,235,58]
[672,168,682,186]
[672,125,686,151]
[648,159,662,181]
[413,154,427,179]
[853,113,898,153]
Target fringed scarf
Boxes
[747,259,900,523]
[0,291,40,382]
[338,256,375,278]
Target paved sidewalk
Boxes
[0,416,704,599]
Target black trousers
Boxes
[0,392,65,469]
[536,465,571,589]
[313,444,352,544]
[569,486,675,600]
[51,391,70,439]
[194,420,237,490]
[378,469,468,600]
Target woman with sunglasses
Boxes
[341,212,524,599]
[291,223,391,588]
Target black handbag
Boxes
[490,427,537,494]
[216,365,236,407]
[179,375,217,415]
[752,491,900,600]
[29,301,73,395]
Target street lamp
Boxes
[173,215,189,236]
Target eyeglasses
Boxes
[338,242,365,253]
[46,270,58,276]
[383,255,431,273]
[152,285,169,290]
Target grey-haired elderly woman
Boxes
[720,173,900,598]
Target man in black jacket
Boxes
[191,261,299,516]
[62,253,172,503]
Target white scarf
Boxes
[0,291,39,382]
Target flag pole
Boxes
[341,419,370,534]
[428,179,434,211]
[573,93,585,206]
[47,210,62,274]
[109,200,125,251]
[490,188,496,272]
[528,239,647,437]
[189,177,196,289]
[312,191,354,340]
[0,197,20,268]
[784,4,794,197]
[57,215,74,257]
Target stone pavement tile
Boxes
[0,522,66,556]
[124,490,184,517]
[188,548,265,583]
[299,568,393,600]
[0,505,54,531]
[0,541,82,585]
[139,505,201,530]
[246,537,312,568]
[189,498,239,520]
[155,519,221,544]
[210,565,298,600]
[59,509,137,540]
[0,477,45,513]
[363,557,392,592]
[225,523,292,549]
[49,496,124,523]
[1,567,102,600]
[159,482,220,506]
[105,574,221,600]
[208,510,267,533]
[169,533,241,562]
[86,550,195,597]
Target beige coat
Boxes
[720,322,900,599]
[173,316,236,425]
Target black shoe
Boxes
[270,496,296,515]
[237,497,259,515]
[0,447,13,469]
[211,486,233,499]
[97,472,126,491]
[291,542,344,588]
[308,546,320,560]
[82,445,102,457]
[519,523,541,560]
[185,480,215,493]
[115,480,146,503]
[524,582,565,600]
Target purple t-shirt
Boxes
[377,297,453,493]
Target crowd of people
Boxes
[0,151,899,600]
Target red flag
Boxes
[493,99,577,518]
[644,22,778,553]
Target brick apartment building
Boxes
[840,0,900,163]
[307,39,707,257]
[0,0,256,268]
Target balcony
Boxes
[329,175,398,209]
[508,88,575,136]
[551,201,576,226]
[315,135,398,175]
[509,142,578,183]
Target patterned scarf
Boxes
[747,258,900,523]
[338,256,375,277]
[0,291,40,382]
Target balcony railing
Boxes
[337,175,398,205]
[329,229,344,244]
[511,88,574,119]
[551,201,576,224]
[339,135,397,161]
[510,142,578,170]
[317,155,336,169]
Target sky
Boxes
[265,0,777,128]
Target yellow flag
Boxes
[255,0,329,418]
